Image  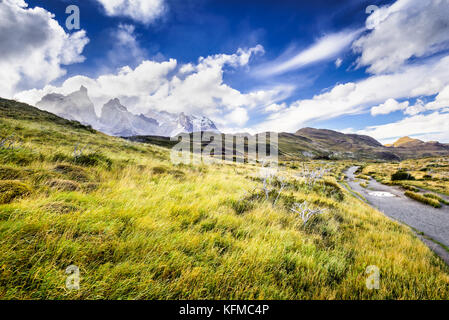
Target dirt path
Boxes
[345,166,449,264]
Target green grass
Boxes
[423,193,449,206]
[1,99,449,299]
[0,180,31,204]
[404,191,442,208]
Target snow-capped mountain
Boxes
[98,98,159,136]
[36,87,219,137]
[145,110,219,137]
[36,86,98,126]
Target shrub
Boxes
[404,191,441,208]
[47,179,80,191]
[151,166,168,175]
[0,180,32,204]
[391,171,415,181]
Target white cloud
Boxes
[0,0,89,98]
[403,86,449,116]
[353,111,449,143]
[106,24,147,67]
[227,108,249,126]
[353,0,449,74]
[253,54,449,133]
[335,58,343,68]
[426,85,449,111]
[370,98,409,116]
[264,103,287,113]
[404,99,426,116]
[255,29,361,77]
[95,0,166,25]
[15,46,291,129]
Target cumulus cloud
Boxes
[370,98,409,116]
[353,0,449,74]
[401,86,449,116]
[425,85,449,111]
[255,29,361,77]
[95,0,166,25]
[227,108,249,126]
[250,0,449,139]
[0,0,89,98]
[15,46,290,129]
[404,99,426,116]
[253,55,449,133]
[106,24,147,67]
[352,111,449,143]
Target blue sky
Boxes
[2,0,449,143]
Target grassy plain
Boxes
[362,159,449,196]
[1,99,449,299]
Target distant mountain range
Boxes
[2,96,449,161]
[278,128,449,160]
[36,86,219,137]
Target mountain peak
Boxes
[385,136,423,147]
[36,87,97,125]
[103,98,127,112]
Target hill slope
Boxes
[281,128,449,161]
[279,127,400,161]
[1,97,449,299]
[385,136,449,158]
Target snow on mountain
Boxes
[145,110,219,137]
[36,87,220,137]
[36,86,98,126]
[98,98,160,136]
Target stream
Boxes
[345,166,449,264]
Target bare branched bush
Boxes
[291,201,326,225]
[259,160,279,201]
[295,163,330,187]
[73,143,91,160]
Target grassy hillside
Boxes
[1,99,449,299]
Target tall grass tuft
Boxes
[404,191,442,208]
